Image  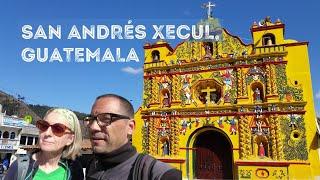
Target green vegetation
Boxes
[0,90,88,124]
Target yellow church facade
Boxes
[132,15,320,179]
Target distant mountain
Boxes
[0,90,89,124]
[28,104,89,120]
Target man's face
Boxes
[89,97,135,153]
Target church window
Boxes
[152,50,160,62]
[262,33,276,46]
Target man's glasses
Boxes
[83,113,130,127]
[36,120,73,137]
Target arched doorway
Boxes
[193,128,233,179]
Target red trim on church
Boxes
[141,110,306,119]
[235,161,310,166]
[157,158,186,163]
[180,147,197,150]
[250,24,285,32]
[143,43,174,52]
[284,42,309,47]
[144,61,288,78]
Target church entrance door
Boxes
[193,129,233,179]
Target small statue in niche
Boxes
[162,92,171,107]
[254,88,262,102]
[161,141,170,156]
[205,44,212,57]
[259,142,265,157]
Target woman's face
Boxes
[38,112,74,154]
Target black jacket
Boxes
[86,143,181,180]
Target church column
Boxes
[239,116,251,159]
[151,78,159,104]
[266,65,272,95]
[143,78,152,107]
[148,116,157,155]
[171,75,180,102]
[242,68,248,96]
[275,116,284,160]
[236,68,243,97]
[191,42,201,61]
[269,116,278,160]
[142,119,149,154]
[170,116,180,156]
[270,64,278,95]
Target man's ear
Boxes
[127,119,135,135]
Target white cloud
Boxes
[121,66,143,75]
[316,90,320,99]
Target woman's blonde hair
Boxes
[44,108,83,160]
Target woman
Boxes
[5,108,84,180]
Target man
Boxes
[85,94,181,180]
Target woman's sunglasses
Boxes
[36,120,73,137]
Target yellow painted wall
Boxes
[132,108,143,153]
[134,20,320,179]
[285,44,320,176]
[252,28,284,47]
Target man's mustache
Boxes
[91,132,107,140]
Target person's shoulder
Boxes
[143,154,171,170]
[66,158,84,180]
[4,160,18,180]
[160,168,182,180]
[67,158,82,167]
[141,154,181,180]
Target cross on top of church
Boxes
[202,1,215,18]
[201,86,217,104]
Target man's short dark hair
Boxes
[96,94,134,118]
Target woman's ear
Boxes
[66,134,75,146]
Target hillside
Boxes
[0,90,88,124]
[0,90,41,123]
[28,104,89,120]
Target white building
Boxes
[0,104,38,165]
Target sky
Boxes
[0,0,319,115]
